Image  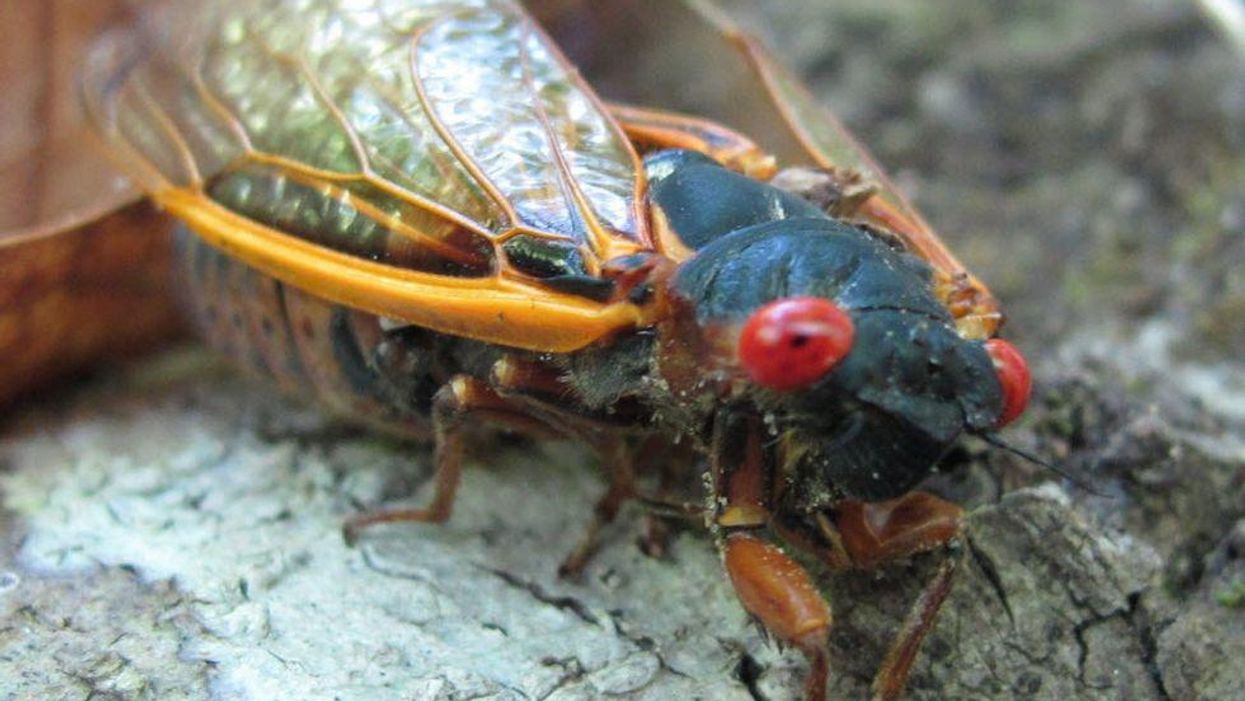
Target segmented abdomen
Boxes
[174,229,439,439]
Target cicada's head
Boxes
[664,217,1030,502]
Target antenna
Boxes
[977,432,1109,498]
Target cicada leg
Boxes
[870,556,959,701]
[556,433,701,576]
[832,492,964,570]
[556,434,636,578]
[342,375,554,543]
[489,354,669,577]
[346,350,690,576]
[724,533,833,701]
[608,102,778,179]
[775,492,965,700]
[830,493,964,701]
[713,404,965,701]
[637,435,697,559]
[488,353,687,577]
[711,412,833,701]
[773,493,964,701]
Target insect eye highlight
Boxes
[738,297,854,391]
[985,338,1031,427]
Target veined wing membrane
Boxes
[412,6,648,262]
[83,0,652,351]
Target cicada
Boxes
[75,0,1038,698]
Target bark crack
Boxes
[535,657,586,701]
[1131,593,1175,701]
[476,565,600,627]
[1071,610,1127,690]
[606,608,689,679]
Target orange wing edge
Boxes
[155,188,652,353]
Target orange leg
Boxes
[558,436,635,578]
[834,492,965,701]
[724,532,832,701]
[637,436,694,558]
[490,355,680,577]
[871,556,959,701]
[609,102,778,179]
[835,492,964,570]
[558,435,703,576]
[741,485,966,700]
[712,413,832,700]
[343,357,651,579]
[342,375,551,543]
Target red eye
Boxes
[985,338,1031,427]
[738,297,854,391]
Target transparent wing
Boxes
[81,0,653,351]
[83,0,649,280]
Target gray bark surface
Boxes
[4,1,1245,700]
